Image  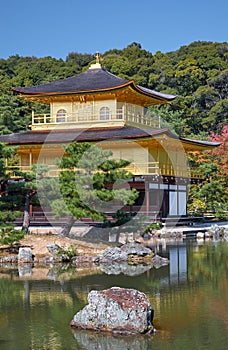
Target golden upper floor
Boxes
[31,103,162,130]
[12,61,176,131]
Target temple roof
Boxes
[0,126,220,150]
[0,126,171,144]
[12,67,176,103]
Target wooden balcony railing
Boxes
[6,162,204,179]
[31,109,161,129]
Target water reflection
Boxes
[169,246,187,283]
[72,328,154,350]
[18,263,33,277]
[0,241,227,350]
[99,261,152,276]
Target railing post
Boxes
[29,149,32,170]
[32,110,34,124]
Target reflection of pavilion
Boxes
[169,246,187,283]
[155,242,188,285]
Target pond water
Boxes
[0,239,227,350]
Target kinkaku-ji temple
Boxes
[0,54,220,222]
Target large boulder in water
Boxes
[70,287,154,334]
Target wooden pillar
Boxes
[145,180,149,215]
[29,149,32,170]
[29,204,33,217]
[92,98,95,120]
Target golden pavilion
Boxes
[0,54,219,219]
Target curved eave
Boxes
[12,81,176,105]
[131,82,176,102]
[180,137,221,151]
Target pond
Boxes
[0,239,227,350]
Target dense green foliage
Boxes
[0,143,25,245]
[0,41,227,137]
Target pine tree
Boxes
[0,143,25,247]
[47,142,138,236]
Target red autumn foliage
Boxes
[208,125,228,176]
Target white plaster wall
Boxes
[51,102,73,116]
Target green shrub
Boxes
[215,209,228,220]
[56,244,78,261]
[0,226,25,247]
[144,222,162,233]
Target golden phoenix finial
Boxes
[95,51,102,64]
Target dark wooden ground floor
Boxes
[13,175,203,227]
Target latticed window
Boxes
[100,106,110,120]
[56,109,67,122]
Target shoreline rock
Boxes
[18,247,33,263]
[0,241,169,270]
[94,242,169,269]
[95,242,154,263]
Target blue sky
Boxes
[1,0,227,60]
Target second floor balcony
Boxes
[31,108,161,130]
[7,161,204,180]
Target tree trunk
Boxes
[22,190,36,234]
[60,215,75,237]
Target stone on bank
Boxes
[70,287,154,334]
[18,247,33,263]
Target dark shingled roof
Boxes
[12,67,176,101]
[0,126,221,148]
[0,126,169,144]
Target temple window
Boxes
[100,106,110,120]
[56,109,67,122]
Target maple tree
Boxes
[188,125,228,218]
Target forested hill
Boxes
[0,41,227,138]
